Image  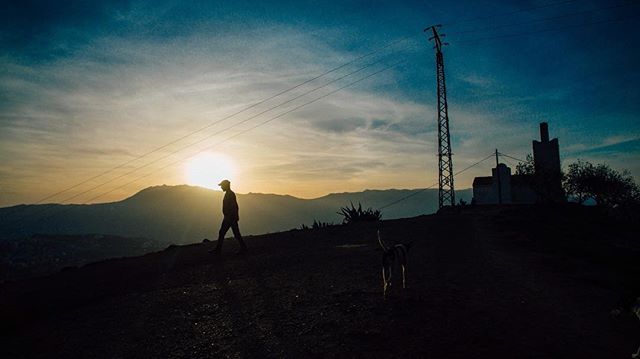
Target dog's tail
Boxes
[377,230,389,251]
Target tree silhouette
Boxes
[563,160,639,207]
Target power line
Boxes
[379,152,495,210]
[447,2,633,36]
[40,46,417,208]
[5,39,419,228]
[498,152,530,164]
[83,58,411,204]
[452,15,639,44]
[500,157,519,169]
[10,57,410,225]
[24,35,415,206]
[5,51,413,227]
[444,0,582,27]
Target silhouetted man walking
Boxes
[211,179,247,255]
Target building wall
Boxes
[533,138,561,175]
[511,181,537,204]
[473,184,493,204]
[491,164,512,204]
[473,164,512,204]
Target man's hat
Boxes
[218,179,231,186]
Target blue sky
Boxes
[1,0,639,206]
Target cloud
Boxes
[458,73,493,88]
[566,137,640,157]
[1,24,422,204]
[310,117,368,133]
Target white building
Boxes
[472,122,564,205]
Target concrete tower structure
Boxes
[532,122,565,202]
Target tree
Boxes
[515,154,535,176]
[563,160,639,207]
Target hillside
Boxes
[0,234,163,282]
[0,185,473,243]
[1,204,638,358]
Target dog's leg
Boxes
[383,266,392,298]
[382,267,386,288]
[382,267,388,298]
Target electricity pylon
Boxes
[426,25,455,208]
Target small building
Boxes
[472,122,564,205]
[473,163,513,204]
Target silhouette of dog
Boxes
[377,229,412,299]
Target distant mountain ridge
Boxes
[0,185,472,243]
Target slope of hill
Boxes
[0,185,473,243]
[1,204,638,358]
[0,234,163,282]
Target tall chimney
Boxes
[540,122,549,142]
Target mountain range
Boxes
[0,185,472,244]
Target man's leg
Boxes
[231,221,247,253]
[214,220,232,253]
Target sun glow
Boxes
[185,153,236,190]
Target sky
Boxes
[1,0,639,207]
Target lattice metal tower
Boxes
[426,25,455,208]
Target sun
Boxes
[185,152,236,190]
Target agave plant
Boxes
[337,202,382,224]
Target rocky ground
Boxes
[1,204,638,358]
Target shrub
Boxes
[564,160,639,207]
[312,219,333,229]
[515,153,535,176]
[337,202,382,224]
[298,220,334,230]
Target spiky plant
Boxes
[299,220,333,230]
[312,219,333,229]
[337,202,382,224]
